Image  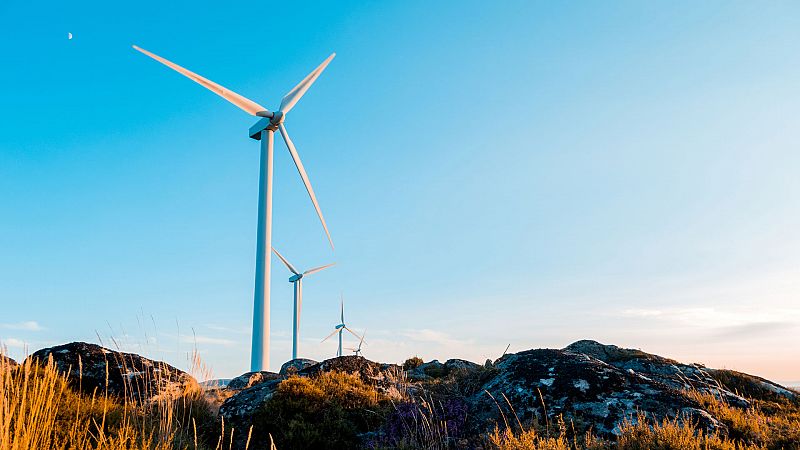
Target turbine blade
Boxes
[279,53,335,114]
[321,329,338,342]
[340,295,345,323]
[271,247,299,275]
[344,326,362,341]
[132,45,270,117]
[277,123,334,250]
[303,262,336,277]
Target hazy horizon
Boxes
[2,1,799,382]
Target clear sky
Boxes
[1,1,799,383]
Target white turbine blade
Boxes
[359,330,366,346]
[271,247,299,275]
[303,262,336,277]
[279,53,335,114]
[343,326,362,341]
[321,329,339,342]
[340,295,345,323]
[278,123,334,250]
[132,45,270,117]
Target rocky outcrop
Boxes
[279,358,317,376]
[299,355,401,394]
[469,348,724,437]
[29,342,196,401]
[407,358,482,381]
[227,371,282,391]
[219,378,282,440]
[705,368,798,402]
[218,344,800,447]
[565,340,771,406]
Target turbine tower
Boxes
[323,296,361,357]
[133,46,336,371]
[272,247,335,360]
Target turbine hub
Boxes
[269,111,285,127]
[289,274,303,283]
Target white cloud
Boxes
[0,321,43,331]
[179,335,237,347]
[1,338,27,349]
[620,309,664,318]
[399,328,472,347]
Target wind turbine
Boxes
[322,296,361,357]
[133,45,336,371]
[271,247,335,360]
[345,330,366,357]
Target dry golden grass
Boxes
[0,348,245,450]
[488,391,800,450]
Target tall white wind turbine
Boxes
[272,247,335,360]
[322,296,361,357]
[133,45,336,371]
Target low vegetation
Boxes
[2,350,798,449]
[252,371,387,449]
[0,351,225,450]
[488,391,800,450]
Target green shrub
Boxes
[403,356,424,371]
[253,371,388,450]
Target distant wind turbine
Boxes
[133,45,336,371]
[322,296,361,357]
[345,330,366,357]
[272,247,335,360]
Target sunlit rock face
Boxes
[467,347,724,437]
[227,371,282,391]
[565,340,795,404]
[29,341,196,401]
[279,358,318,376]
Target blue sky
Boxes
[1,1,799,382]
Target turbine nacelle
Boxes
[289,273,303,283]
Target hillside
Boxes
[2,340,798,449]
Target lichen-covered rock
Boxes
[469,348,724,438]
[445,358,482,374]
[227,371,282,391]
[407,359,446,380]
[406,358,482,382]
[29,342,196,401]
[219,378,282,439]
[706,368,798,402]
[565,340,750,407]
[279,358,317,376]
[299,355,401,395]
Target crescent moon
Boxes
[68,32,73,40]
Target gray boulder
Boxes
[565,340,751,407]
[279,358,317,376]
[469,348,725,438]
[299,355,401,395]
[227,371,282,391]
[29,342,196,401]
[445,358,482,374]
[219,378,282,446]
